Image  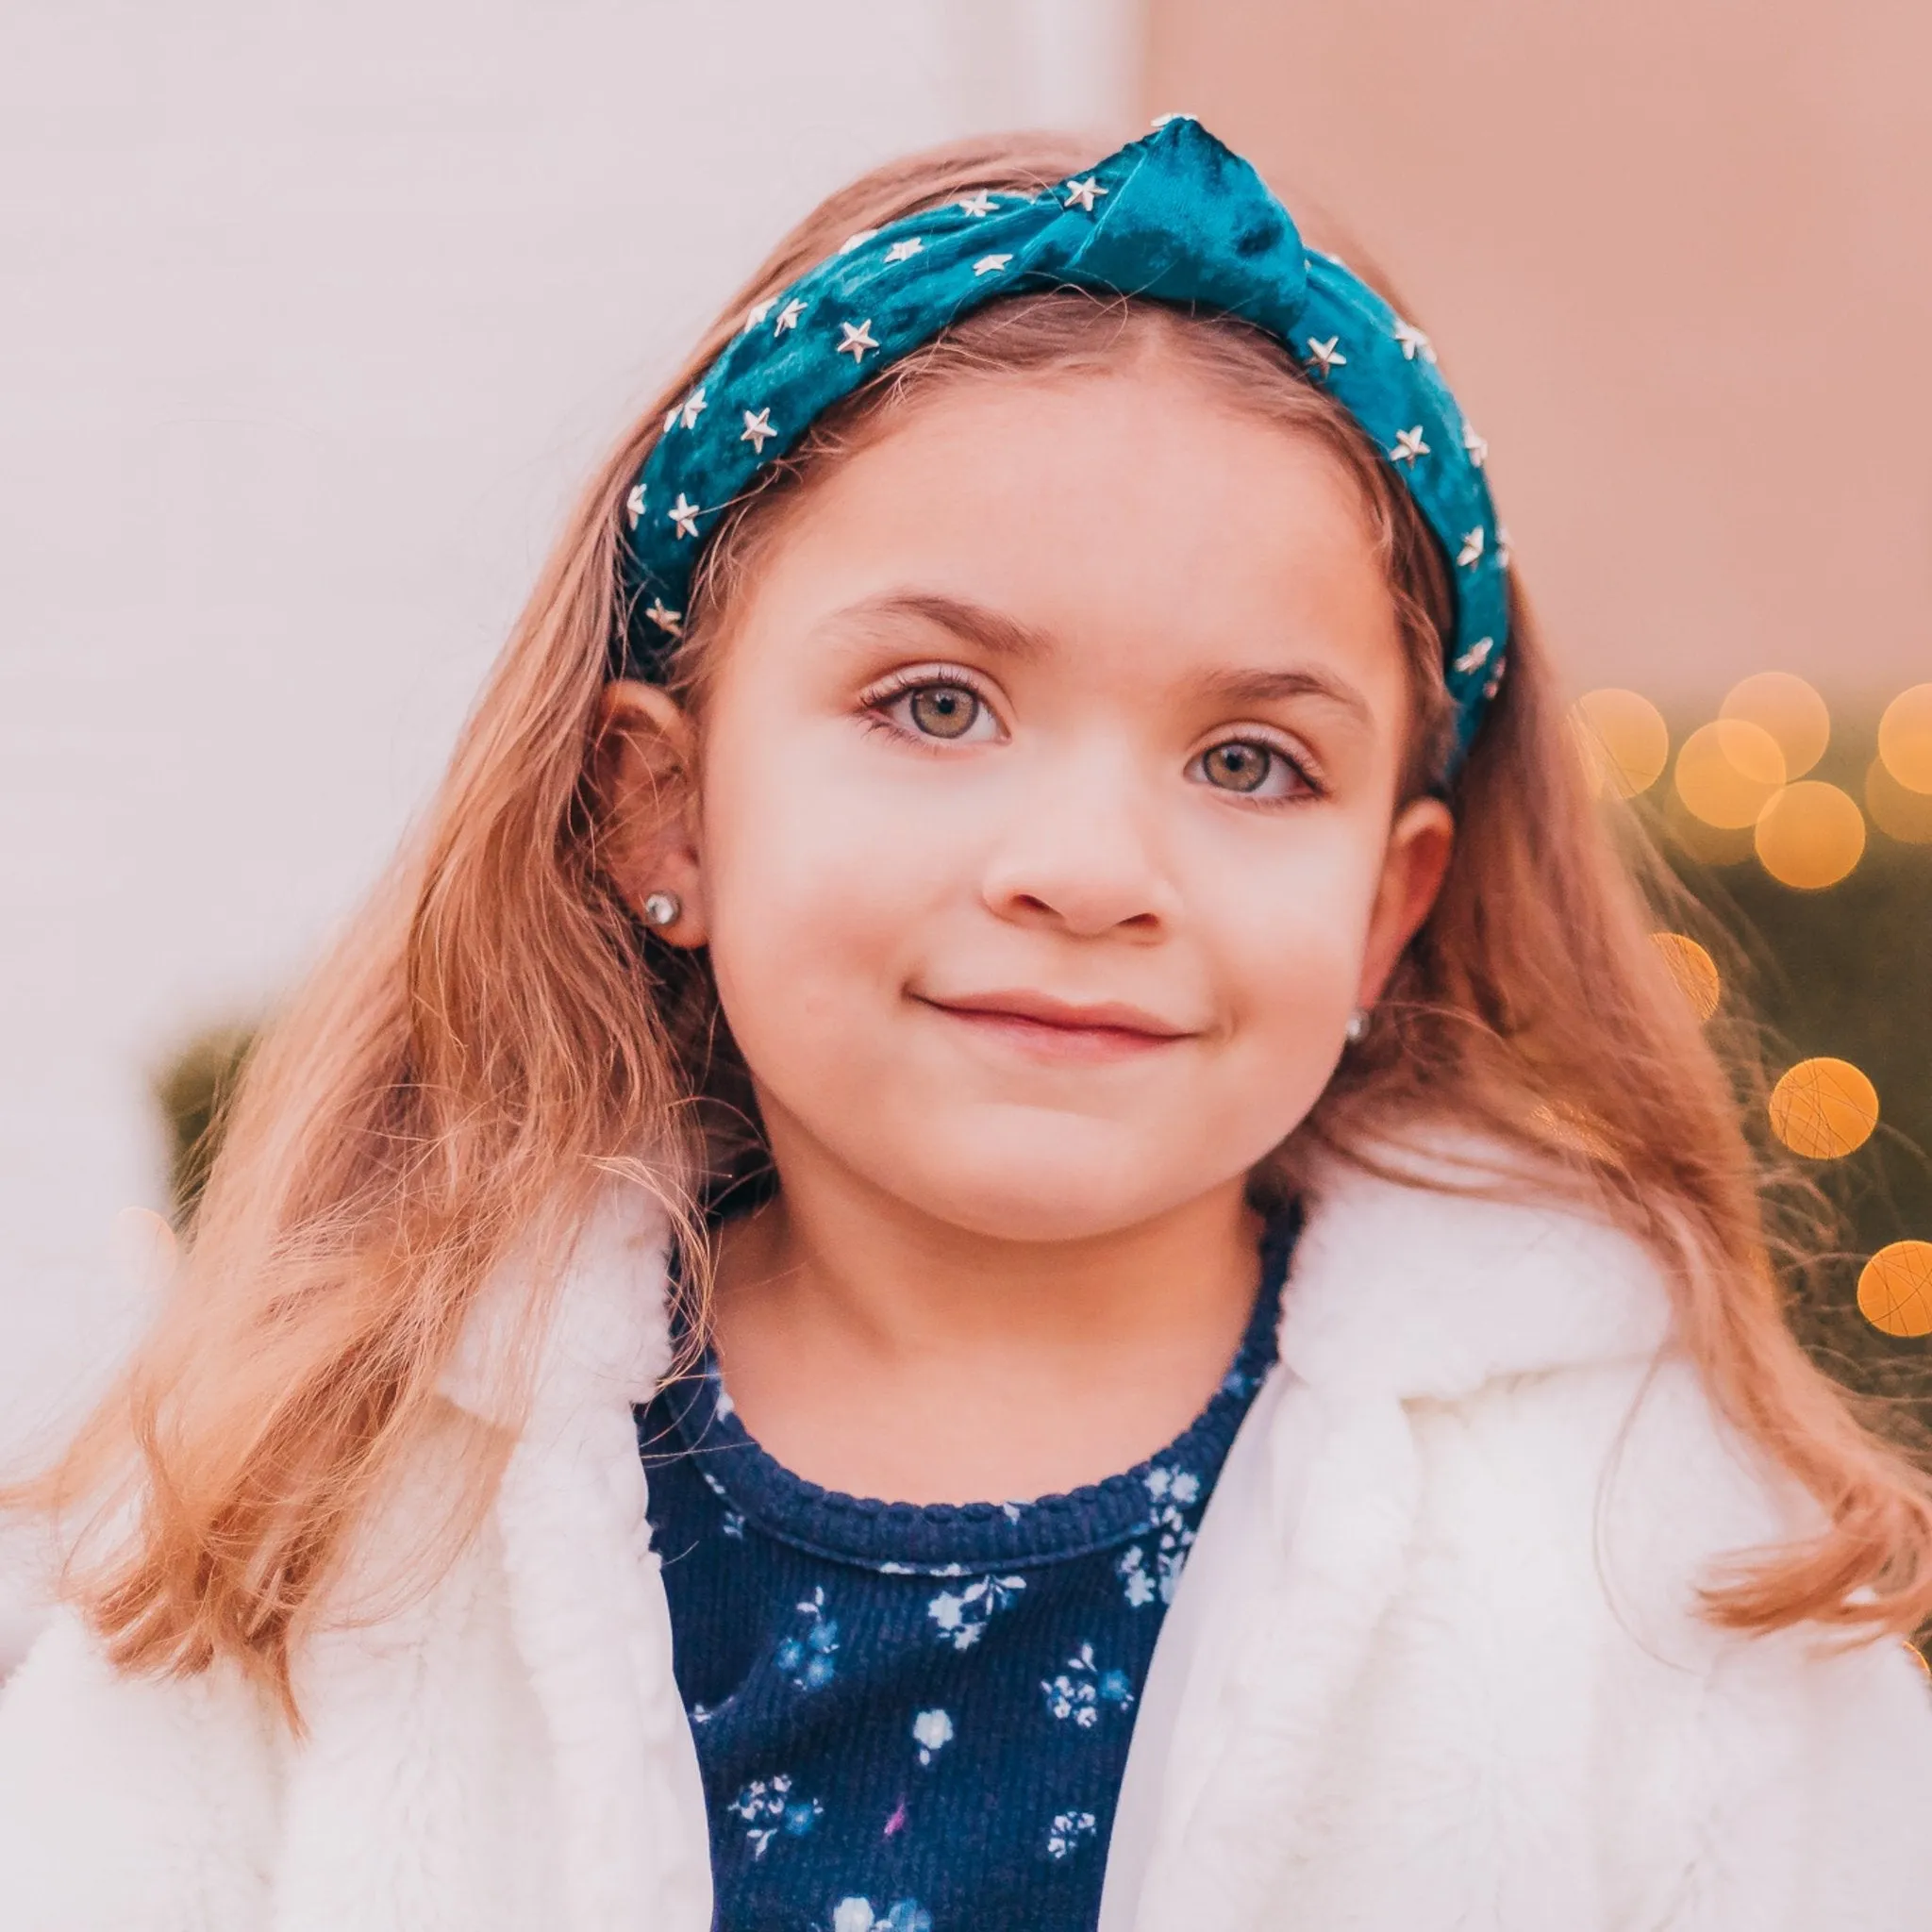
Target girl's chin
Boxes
[866,1150,1233,1246]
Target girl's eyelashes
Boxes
[860,666,1005,746]
[1186,734,1325,804]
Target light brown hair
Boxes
[9,132,1930,1724]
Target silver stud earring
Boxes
[641,891,681,929]
[1344,1008,1370,1044]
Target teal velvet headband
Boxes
[619,115,1507,768]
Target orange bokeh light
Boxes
[1866,758,1932,843]
[1878,685,1932,795]
[1752,780,1865,888]
[1674,719,1785,828]
[1721,672,1829,779]
[1572,689,1670,798]
[1768,1058,1878,1159]
[1858,1242,1932,1340]
[1649,932,1721,1020]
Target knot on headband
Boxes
[618,115,1507,768]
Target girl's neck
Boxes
[706,1133,1265,1505]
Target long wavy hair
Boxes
[9,131,1930,1724]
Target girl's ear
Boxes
[595,679,708,948]
[1357,795,1455,1008]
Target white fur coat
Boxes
[5,1157,1932,1930]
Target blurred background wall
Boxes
[4,1,1927,1665]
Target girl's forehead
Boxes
[815,356,1362,510]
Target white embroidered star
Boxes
[1457,526,1485,567]
[774,299,806,335]
[1062,175,1107,212]
[973,253,1012,275]
[645,598,683,637]
[663,403,680,432]
[625,482,646,529]
[1391,425,1429,465]
[957,191,998,217]
[1454,636,1495,675]
[741,407,775,453]
[1392,320,1437,363]
[667,492,700,540]
[1461,423,1489,468]
[1495,524,1512,568]
[838,318,879,361]
[839,228,879,254]
[677,385,707,430]
[1303,335,1346,380]
[742,298,773,332]
[884,237,924,264]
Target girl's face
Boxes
[615,353,1453,1242]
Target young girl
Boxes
[3,117,1930,1932]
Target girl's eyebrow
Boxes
[1193,664,1374,726]
[822,589,1051,665]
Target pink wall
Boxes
[1145,1,1932,703]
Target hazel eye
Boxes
[1188,737,1316,800]
[898,682,988,741]
[1199,741,1276,793]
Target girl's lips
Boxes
[915,990,1194,1061]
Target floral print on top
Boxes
[637,1208,1294,1932]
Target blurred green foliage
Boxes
[1644,713,1932,1435]
[153,1024,256,1224]
[1690,841,1932,1261]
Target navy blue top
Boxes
[636,1213,1294,1932]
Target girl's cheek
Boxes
[1206,825,1392,1081]
[702,723,945,1008]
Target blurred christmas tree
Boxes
[1582,684,1932,1442]
[1682,838,1932,1412]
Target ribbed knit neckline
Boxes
[648,1208,1295,1574]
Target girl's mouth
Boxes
[913,990,1193,1062]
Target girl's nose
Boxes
[977,750,1183,941]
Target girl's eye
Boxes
[882,680,997,742]
[908,686,979,739]
[1190,738,1312,800]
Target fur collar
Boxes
[1278,1147,1675,1398]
